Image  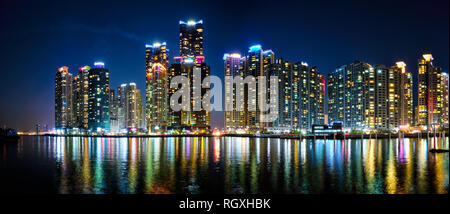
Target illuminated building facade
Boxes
[165,19,210,132]
[441,72,449,128]
[298,63,325,129]
[364,65,388,129]
[73,65,90,130]
[272,59,324,130]
[146,42,169,132]
[244,45,275,130]
[388,62,413,129]
[224,53,246,130]
[179,19,203,60]
[168,61,211,132]
[328,61,371,129]
[417,54,442,129]
[55,66,74,129]
[117,83,143,131]
[272,60,299,129]
[87,62,110,132]
[109,89,120,133]
[327,67,345,126]
[168,63,183,129]
[330,61,415,130]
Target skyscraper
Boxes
[298,63,325,129]
[118,83,142,131]
[272,59,324,131]
[88,62,110,132]
[73,65,90,130]
[224,53,246,130]
[136,89,144,130]
[417,54,442,129]
[365,65,388,129]
[179,19,203,60]
[329,60,415,131]
[441,72,449,128]
[168,61,211,132]
[327,67,345,126]
[55,66,73,129]
[109,89,120,133]
[388,62,413,129]
[166,19,210,132]
[328,61,370,129]
[271,59,298,130]
[245,44,275,131]
[168,62,183,130]
[146,42,169,132]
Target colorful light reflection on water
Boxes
[0,136,448,194]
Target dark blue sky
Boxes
[0,0,448,131]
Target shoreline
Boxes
[19,132,449,140]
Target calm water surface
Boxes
[0,136,448,194]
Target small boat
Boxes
[0,128,19,143]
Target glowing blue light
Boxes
[146,42,166,49]
[94,62,105,68]
[179,20,203,25]
[184,58,194,63]
[249,44,262,52]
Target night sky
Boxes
[0,0,448,131]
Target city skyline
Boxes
[1,0,449,131]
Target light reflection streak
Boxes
[4,136,447,194]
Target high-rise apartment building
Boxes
[417,54,442,129]
[146,42,169,132]
[73,65,90,130]
[441,72,449,128]
[179,20,203,60]
[87,62,110,132]
[109,89,120,133]
[117,83,143,131]
[329,60,415,131]
[298,63,325,129]
[168,61,210,132]
[272,59,324,130]
[224,53,246,130]
[328,61,370,129]
[327,67,345,126]
[364,65,388,129]
[388,62,413,129]
[245,45,275,130]
[166,19,210,132]
[55,66,74,129]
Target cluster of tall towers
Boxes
[145,19,210,133]
[55,63,112,132]
[55,18,449,134]
[328,54,449,131]
[55,61,145,133]
[55,19,210,133]
[223,45,325,132]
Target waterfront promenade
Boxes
[21,132,449,140]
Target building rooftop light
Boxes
[179,19,203,25]
[423,54,433,62]
[94,62,105,68]
[223,53,241,60]
[248,44,262,52]
[58,66,68,72]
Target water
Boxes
[0,136,448,194]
